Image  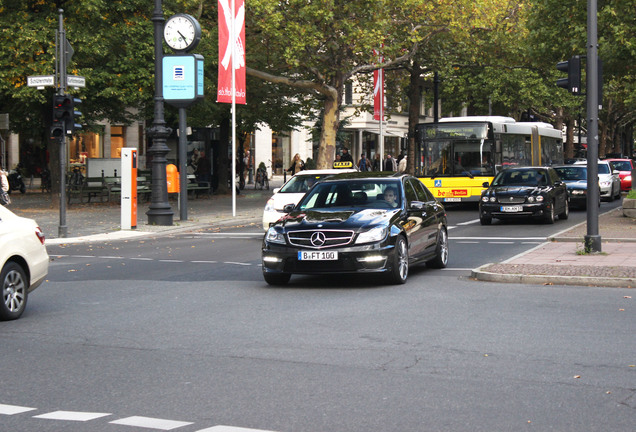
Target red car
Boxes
[606,158,634,192]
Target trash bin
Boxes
[166,164,179,193]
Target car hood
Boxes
[489,186,548,196]
[270,192,306,211]
[562,180,587,189]
[277,208,398,230]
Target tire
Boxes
[427,228,449,269]
[20,184,26,194]
[614,185,621,200]
[479,212,492,225]
[558,199,569,220]
[263,272,291,286]
[1,261,28,321]
[387,236,408,284]
[543,201,556,224]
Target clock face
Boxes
[164,14,201,52]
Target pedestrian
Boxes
[0,165,10,206]
[372,154,381,171]
[383,154,397,171]
[398,154,407,173]
[287,153,305,175]
[358,153,370,171]
[340,148,354,163]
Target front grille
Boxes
[287,229,354,249]
[497,196,525,204]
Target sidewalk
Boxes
[472,206,636,288]
[8,175,286,244]
[7,178,636,288]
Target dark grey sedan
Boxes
[479,167,569,224]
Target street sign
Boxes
[67,75,86,88]
[27,75,55,88]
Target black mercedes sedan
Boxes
[262,172,448,285]
[479,166,569,225]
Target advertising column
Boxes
[121,148,138,229]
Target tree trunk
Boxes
[406,62,423,175]
[316,90,339,169]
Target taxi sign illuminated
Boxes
[333,161,354,169]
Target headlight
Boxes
[600,181,611,187]
[527,196,535,203]
[355,226,387,244]
[264,198,275,212]
[535,195,544,202]
[625,175,631,181]
[490,196,496,202]
[265,227,286,244]
[481,196,489,203]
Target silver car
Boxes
[574,160,621,201]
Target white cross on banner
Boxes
[218,0,246,104]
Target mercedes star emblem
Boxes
[310,232,326,247]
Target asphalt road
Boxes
[1,199,633,432]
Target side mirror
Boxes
[409,201,424,210]
[283,203,295,213]
[482,181,490,188]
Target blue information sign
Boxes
[163,54,204,108]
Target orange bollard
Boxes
[166,164,179,193]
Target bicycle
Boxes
[254,166,269,190]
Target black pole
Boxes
[584,0,601,252]
[57,9,68,238]
[146,0,174,226]
[178,107,187,221]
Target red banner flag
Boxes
[373,68,384,121]
[218,0,246,104]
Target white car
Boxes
[262,168,358,230]
[574,160,621,201]
[0,205,48,320]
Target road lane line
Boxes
[109,416,193,430]
[33,411,111,421]
[0,404,37,415]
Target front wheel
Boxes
[387,236,408,284]
[1,262,28,321]
[479,212,492,225]
[558,199,569,220]
[543,201,556,224]
[427,228,449,269]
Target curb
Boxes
[471,264,636,288]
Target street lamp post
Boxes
[146,0,174,226]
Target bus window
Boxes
[425,141,451,176]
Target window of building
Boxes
[110,126,125,158]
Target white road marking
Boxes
[159,259,184,263]
[109,415,193,430]
[197,426,279,432]
[456,219,480,225]
[450,236,546,241]
[224,261,251,266]
[33,410,111,421]
[192,260,218,264]
[0,404,36,415]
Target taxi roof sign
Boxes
[333,161,354,169]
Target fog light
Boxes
[357,255,385,263]
[263,256,282,263]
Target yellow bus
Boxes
[415,116,564,203]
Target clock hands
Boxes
[177,30,189,45]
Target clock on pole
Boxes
[163,13,202,52]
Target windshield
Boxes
[598,164,610,174]
[555,167,587,181]
[610,160,632,171]
[492,169,549,187]
[298,180,402,210]
[279,174,331,193]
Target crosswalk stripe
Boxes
[196,426,279,432]
[33,411,111,421]
[0,404,37,415]
[109,415,193,430]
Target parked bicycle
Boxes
[254,166,269,190]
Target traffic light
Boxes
[556,55,581,95]
[70,97,82,133]
[51,94,71,138]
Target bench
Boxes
[67,176,108,204]
[104,176,152,202]
[187,174,211,198]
